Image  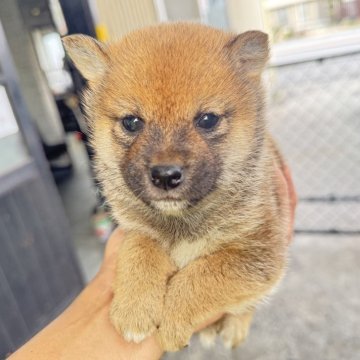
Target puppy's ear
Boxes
[225,31,269,76]
[62,35,108,82]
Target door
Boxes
[0,21,83,357]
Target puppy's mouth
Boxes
[150,199,189,215]
[122,161,219,213]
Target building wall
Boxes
[163,0,200,21]
[95,0,158,41]
[227,0,265,32]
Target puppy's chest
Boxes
[169,237,219,269]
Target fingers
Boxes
[104,227,124,260]
[283,164,298,214]
[99,227,124,278]
[275,162,297,244]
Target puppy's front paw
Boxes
[219,313,252,349]
[156,318,193,352]
[110,295,161,343]
[198,323,218,348]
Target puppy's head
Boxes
[63,23,268,216]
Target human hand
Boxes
[276,161,297,243]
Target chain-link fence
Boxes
[267,51,360,233]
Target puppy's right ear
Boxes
[62,35,108,82]
[225,31,269,77]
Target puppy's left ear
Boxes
[62,34,109,83]
[225,31,269,76]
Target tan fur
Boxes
[109,232,176,342]
[63,23,291,352]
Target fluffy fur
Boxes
[63,23,291,351]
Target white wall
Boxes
[95,0,158,40]
[226,0,265,32]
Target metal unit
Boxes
[0,21,83,357]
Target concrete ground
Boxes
[58,134,360,360]
[164,234,360,360]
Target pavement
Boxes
[164,234,360,360]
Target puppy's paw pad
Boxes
[123,331,149,343]
[220,322,248,349]
[199,326,217,348]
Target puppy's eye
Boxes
[196,113,220,130]
[122,115,144,133]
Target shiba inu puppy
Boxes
[63,23,291,352]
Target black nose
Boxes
[150,165,183,190]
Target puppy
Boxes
[63,23,291,351]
